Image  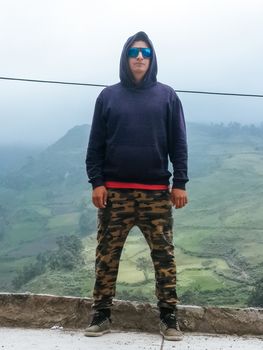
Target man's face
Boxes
[128,40,151,81]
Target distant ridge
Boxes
[45,124,91,153]
[0,122,262,306]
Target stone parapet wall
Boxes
[0,293,262,335]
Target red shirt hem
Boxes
[105,181,169,190]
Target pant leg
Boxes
[136,190,178,310]
[92,189,135,310]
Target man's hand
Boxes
[92,186,108,209]
[170,188,188,209]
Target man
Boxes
[85,31,188,341]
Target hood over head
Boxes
[119,31,158,89]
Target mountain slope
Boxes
[0,122,262,306]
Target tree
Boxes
[247,278,263,307]
[79,212,90,236]
[180,286,202,305]
[78,211,96,236]
[0,205,8,240]
[12,235,85,290]
[0,220,5,240]
[12,253,47,289]
[48,235,84,271]
[136,257,153,282]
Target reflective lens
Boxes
[128,47,152,58]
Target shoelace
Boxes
[163,313,179,329]
[90,312,109,327]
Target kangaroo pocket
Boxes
[105,144,164,180]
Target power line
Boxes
[0,76,106,88]
[0,76,263,98]
[175,89,263,98]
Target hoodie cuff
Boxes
[172,181,186,190]
[90,178,105,189]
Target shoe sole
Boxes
[160,330,183,341]
[85,329,111,337]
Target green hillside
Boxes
[0,122,262,307]
[0,144,44,175]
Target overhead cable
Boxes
[0,76,263,98]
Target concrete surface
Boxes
[1,293,263,335]
[0,327,262,350]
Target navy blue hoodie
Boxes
[86,31,188,189]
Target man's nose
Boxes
[137,51,144,59]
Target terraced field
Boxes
[0,123,262,307]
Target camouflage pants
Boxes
[92,189,178,310]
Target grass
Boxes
[178,268,224,291]
[4,222,46,245]
[20,268,94,297]
[0,256,34,291]
[83,232,249,305]
[1,123,263,307]
[47,212,80,229]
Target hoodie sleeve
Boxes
[168,95,189,190]
[85,95,106,189]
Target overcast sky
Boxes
[0,0,262,145]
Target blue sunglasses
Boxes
[127,47,152,58]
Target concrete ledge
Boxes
[0,293,262,335]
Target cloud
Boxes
[0,0,262,144]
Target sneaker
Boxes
[85,310,111,337]
[160,312,183,341]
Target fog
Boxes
[0,0,262,145]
